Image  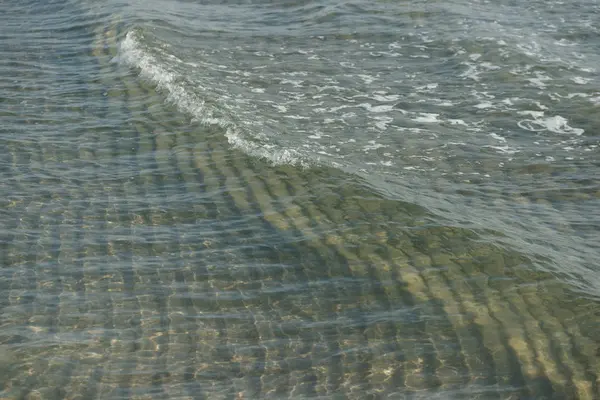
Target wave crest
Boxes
[118,29,310,167]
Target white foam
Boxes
[544,116,584,135]
[363,141,387,152]
[527,72,552,89]
[460,64,480,81]
[359,103,394,113]
[415,83,438,92]
[517,115,584,135]
[481,62,500,71]
[490,133,507,142]
[357,74,376,84]
[328,105,351,113]
[485,145,519,155]
[225,128,309,167]
[372,115,393,130]
[372,93,400,102]
[555,39,576,47]
[474,102,494,109]
[315,85,345,93]
[120,31,226,127]
[413,113,439,123]
[566,93,591,99]
[284,115,309,120]
[518,110,545,118]
[517,119,551,132]
[280,79,304,88]
[571,77,591,84]
[119,30,309,167]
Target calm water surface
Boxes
[1,0,599,398]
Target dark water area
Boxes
[1,0,599,398]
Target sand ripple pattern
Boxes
[0,8,599,399]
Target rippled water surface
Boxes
[1,0,600,398]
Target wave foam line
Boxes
[118,29,309,167]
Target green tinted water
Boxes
[0,11,599,400]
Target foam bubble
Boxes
[280,79,304,88]
[543,116,584,135]
[357,74,376,84]
[485,145,519,154]
[527,72,552,89]
[459,64,480,81]
[474,102,494,109]
[490,133,507,142]
[372,93,400,102]
[359,103,394,113]
[284,115,309,120]
[372,115,393,130]
[120,31,225,127]
[571,77,591,84]
[415,83,438,92]
[517,110,545,118]
[362,141,387,152]
[225,127,309,167]
[517,115,584,135]
[119,30,309,167]
[413,113,439,123]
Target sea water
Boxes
[1,0,599,398]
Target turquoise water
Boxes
[1,0,599,398]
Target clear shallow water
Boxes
[1,0,599,399]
